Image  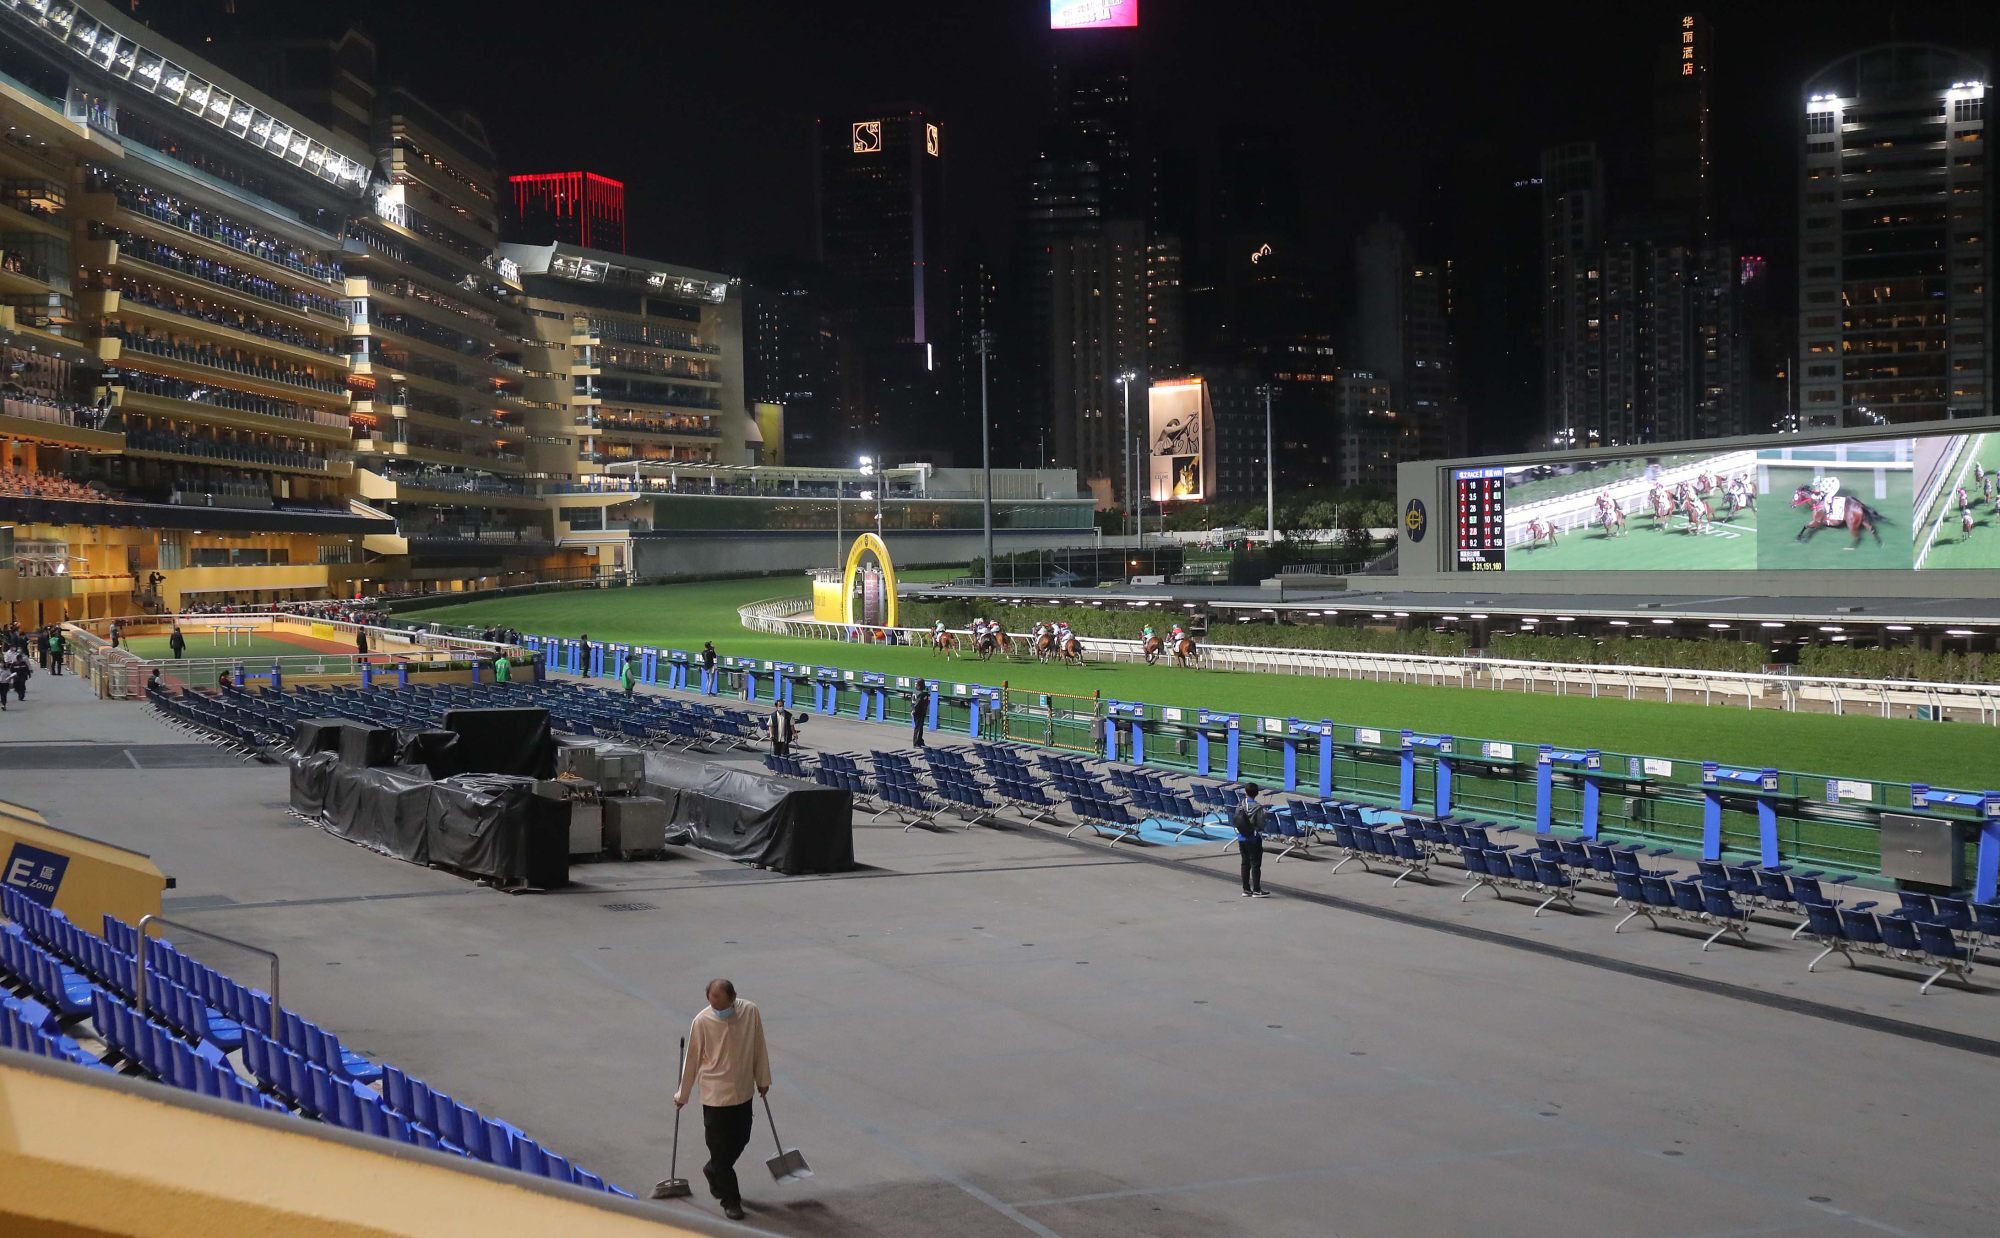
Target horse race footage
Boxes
[1500,449,1758,571]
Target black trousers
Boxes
[1239,836,1264,893]
[702,1100,755,1206]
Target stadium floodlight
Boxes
[1609,620,1629,627]
[1885,624,1913,632]
[1708,623,1730,630]
[1760,621,1785,628]
[1651,619,1673,625]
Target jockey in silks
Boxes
[933,619,947,644]
[1170,622,1187,644]
[1141,622,1156,644]
[1811,474,1844,522]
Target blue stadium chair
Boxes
[1530,856,1580,916]
[1698,887,1753,950]
[1913,922,1976,996]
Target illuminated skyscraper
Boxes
[1797,45,1991,429]
[506,172,628,254]
[814,108,947,456]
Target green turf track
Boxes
[1510,507,1756,572]
[1915,432,2000,571]
[413,576,2000,789]
[122,634,341,662]
[1757,463,1914,571]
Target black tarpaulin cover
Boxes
[338,722,400,768]
[642,752,853,875]
[396,728,464,780]
[291,718,352,756]
[288,750,338,816]
[285,758,565,884]
[441,708,555,778]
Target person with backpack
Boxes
[1232,783,1271,898]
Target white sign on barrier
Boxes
[1484,742,1515,761]
[1644,758,1674,778]
[1357,728,1382,745]
[1161,707,1183,722]
[1261,717,1285,735]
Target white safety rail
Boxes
[737,597,2000,723]
[62,613,522,701]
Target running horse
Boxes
[1142,635,1166,665]
[1649,485,1676,529]
[1524,518,1559,548]
[1791,486,1887,548]
[1595,494,1626,538]
[932,629,961,659]
[1034,630,1057,663]
[1956,487,1976,539]
[1680,486,1713,535]
[1060,634,1086,666]
[1171,635,1201,668]
[1724,476,1756,517]
[975,627,1008,661]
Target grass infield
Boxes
[413,575,2000,789]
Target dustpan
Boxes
[761,1094,812,1182]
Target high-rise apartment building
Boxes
[1048,219,1147,500]
[743,260,845,465]
[1353,218,1462,461]
[1540,142,1606,447]
[506,172,628,254]
[814,107,947,457]
[1798,45,1990,429]
[1334,372,1408,490]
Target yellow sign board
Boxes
[0,799,166,931]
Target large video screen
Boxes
[1051,0,1139,29]
[1149,382,1205,502]
[1455,432,1998,572]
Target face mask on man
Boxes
[713,1005,737,1020]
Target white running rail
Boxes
[737,597,2000,723]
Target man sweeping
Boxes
[674,978,771,1221]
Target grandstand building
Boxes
[503,241,752,580]
[0,0,389,624]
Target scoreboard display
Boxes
[1454,467,1506,571]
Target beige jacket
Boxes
[675,1000,772,1108]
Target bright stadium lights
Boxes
[1555,615,1574,622]
[1370,612,1388,620]
[1468,613,1487,620]
[1945,629,1975,637]
[1609,620,1629,627]
[1886,624,1913,632]
[1819,626,1844,633]
[1708,623,1730,629]
[1651,619,1673,625]
[1760,622,1786,628]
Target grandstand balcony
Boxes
[98,335,349,409]
[73,192,344,301]
[344,277,516,352]
[110,382,355,445]
[85,289,344,371]
[78,236,345,332]
[355,466,545,510]
[0,394,124,453]
[122,434,351,478]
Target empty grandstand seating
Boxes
[0,887,632,1195]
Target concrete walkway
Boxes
[1,679,1993,1236]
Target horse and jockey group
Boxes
[1790,474,1887,548]
[927,616,1201,668]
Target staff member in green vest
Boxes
[493,651,511,684]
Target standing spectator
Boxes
[493,652,511,684]
[700,641,718,674]
[0,643,20,709]
[46,628,64,676]
[910,682,932,748]
[673,979,772,1222]
[356,627,369,657]
[768,705,795,756]
[34,627,48,670]
[620,654,637,695]
[1232,783,1270,898]
[169,624,187,660]
[109,619,122,649]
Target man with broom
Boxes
[669,978,772,1220]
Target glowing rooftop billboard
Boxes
[1051,0,1138,31]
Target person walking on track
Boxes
[673,978,772,1222]
[1232,783,1270,897]
[169,625,187,660]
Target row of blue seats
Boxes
[3,992,106,1070]
[377,1065,631,1195]
[91,990,282,1113]
[4,891,634,1191]
[1798,902,1978,995]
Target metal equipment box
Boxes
[603,796,667,856]
[1878,813,1965,890]
[596,746,646,796]
[555,742,601,783]
[569,801,603,857]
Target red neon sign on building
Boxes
[508,171,628,253]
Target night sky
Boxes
[153,0,1995,448]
